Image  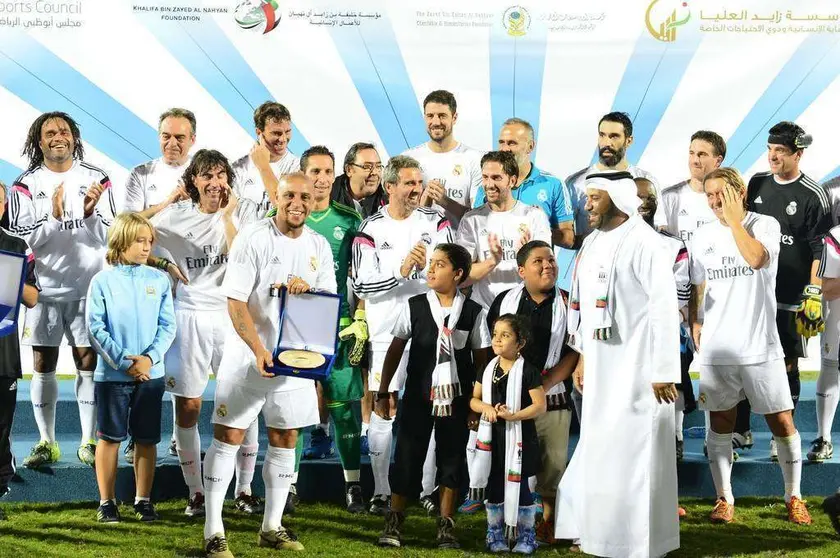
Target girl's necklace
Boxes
[492,361,510,384]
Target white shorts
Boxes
[212,379,319,431]
[698,358,794,415]
[164,309,228,398]
[368,349,408,393]
[22,300,89,347]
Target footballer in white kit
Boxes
[689,168,810,525]
[404,90,482,228]
[351,155,452,513]
[8,112,116,469]
[202,173,335,555]
[124,108,196,216]
[457,150,551,309]
[231,101,300,218]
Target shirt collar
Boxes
[522,286,556,308]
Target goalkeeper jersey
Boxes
[306,201,361,318]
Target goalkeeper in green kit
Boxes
[270,146,368,513]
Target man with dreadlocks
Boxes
[7,112,116,469]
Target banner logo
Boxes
[503,6,530,37]
[234,0,280,34]
[645,0,690,42]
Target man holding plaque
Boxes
[0,183,40,520]
[202,173,336,557]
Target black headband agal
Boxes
[586,171,634,181]
[768,132,812,151]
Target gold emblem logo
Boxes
[166,376,176,388]
[452,164,463,176]
[146,285,157,295]
[645,0,691,42]
[310,256,318,271]
[217,404,228,418]
[698,392,706,404]
[22,327,31,339]
[503,6,530,37]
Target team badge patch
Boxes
[537,189,548,202]
[217,404,228,418]
[166,376,176,389]
[420,232,432,245]
[22,327,31,339]
[786,201,797,216]
[698,393,707,404]
[146,285,157,296]
[333,226,345,240]
[452,164,463,176]
[309,256,318,271]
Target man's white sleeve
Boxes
[316,238,338,294]
[223,231,258,302]
[672,242,691,309]
[689,236,706,286]
[753,215,781,269]
[529,207,552,244]
[821,227,840,279]
[7,182,61,249]
[123,167,145,213]
[456,216,479,261]
[637,239,680,383]
[390,303,412,340]
[351,229,405,301]
[83,177,117,246]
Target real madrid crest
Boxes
[786,201,797,216]
[420,232,433,245]
[333,226,345,240]
[537,189,548,203]
[217,404,228,418]
[310,256,318,271]
[452,164,463,176]
[166,376,176,389]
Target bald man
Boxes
[202,173,337,556]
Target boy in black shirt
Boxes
[0,183,40,519]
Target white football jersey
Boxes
[821,178,840,360]
[220,220,337,391]
[402,142,482,227]
[151,201,259,311]
[123,157,191,212]
[655,180,716,243]
[457,201,551,309]
[231,150,300,218]
[8,161,115,301]
[690,212,782,365]
[351,205,453,349]
[566,164,662,237]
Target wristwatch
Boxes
[374,392,389,402]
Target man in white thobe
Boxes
[555,171,680,558]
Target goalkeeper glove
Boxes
[339,309,369,366]
[795,284,824,339]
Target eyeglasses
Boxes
[350,163,383,173]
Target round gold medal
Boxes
[277,350,326,369]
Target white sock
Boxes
[171,397,178,442]
[31,370,58,444]
[318,421,329,433]
[75,370,97,445]
[528,475,537,494]
[175,424,203,495]
[203,438,238,539]
[707,430,735,505]
[816,361,840,443]
[261,446,295,532]
[361,422,369,437]
[100,499,115,506]
[368,413,393,496]
[776,431,803,503]
[420,431,437,498]
[675,409,685,442]
[134,496,150,504]
[235,419,259,496]
[704,410,710,444]
[344,469,361,482]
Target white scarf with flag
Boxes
[427,290,465,417]
[469,355,525,537]
[500,285,566,405]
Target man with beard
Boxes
[351,155,453,515]
[744,122,831,460]
[473,118,575,249]
[231,101,300,218]
[457,151,551,310]
[203,173,336,556]
[488,240,579,545]
[565,112,661,245]
[405,90,482,228]
[8,112,116,469]
[124,108,195,218]
[637,177,693,468]
[555,171,680,557]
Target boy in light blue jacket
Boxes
[86,212,176,524]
